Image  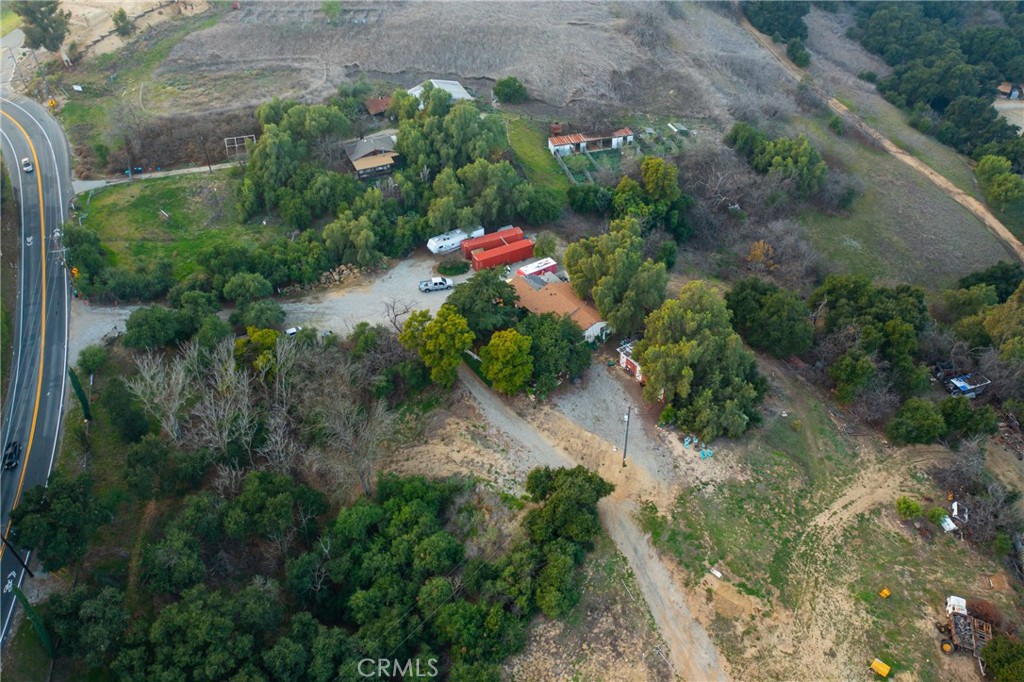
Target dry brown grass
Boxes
[147,1,794,124]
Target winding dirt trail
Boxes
[457,366,729,682]
[735,6,1024,264]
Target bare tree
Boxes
[963,481,1020,546]
[384,298,414,333]
[978,349,1024,402]
[932,436,987,495]
[188,340,260,464]
[257,410,298,473]
[320,398,397,496]
[127,352,192,443]
[849,378,901,426]
[213,462,246,498]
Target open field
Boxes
[635,357,1017,682]
[803,7,983,199]
[77,170,283,277]
[793,116,1011,290]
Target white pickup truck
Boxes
[419,277,454,292]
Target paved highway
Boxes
[0,93,72,642]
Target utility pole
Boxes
[0,533,34,578]
[622,405,631,468]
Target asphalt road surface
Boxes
[0,93,73,643]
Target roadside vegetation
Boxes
[8,325,614,679]
[0,159,15,402]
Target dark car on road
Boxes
[3,441,21,470]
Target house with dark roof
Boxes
[343,134,399,178]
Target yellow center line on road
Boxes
[1,108,47,561]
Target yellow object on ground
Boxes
[879,588,891,598]
[870,659,891,677]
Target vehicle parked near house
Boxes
[419,277,453,292]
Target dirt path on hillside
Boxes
[734,5,1024,265]
[456,366,729,682]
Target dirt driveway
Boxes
[458,366,729,682]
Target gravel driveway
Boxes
[280,254,473,335]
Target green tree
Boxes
[940,284,998,324]
[243,299,286,328]
[516,313,591,398]
[112,7,131,35]
[895,495,923,520]
[493,76,528,103]
[222,272,274,306]
[787,37,811,67]
[524,466,614,545]
[399,305,475,388]
[976,155,1013,192]
[828,349,876,403]
[742,0,809,41]
[77,344,108,376]
[445,268,520,337]
[726,278,812,357]
[46,587,128,668]
[886,398,946,444]
[564,218,668,336]
[196,315,233,351]
[481,329,533,395]
[113,585,262,681]
[635,281,767,440]
[984,636,1024,682]
[11,1,70,52]
[10,471,98,570]
[958,261,1024,303]
[123,306,189,349]
[640,156,681,203]
[939,396,998,441]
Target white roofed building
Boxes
[408,79,475,104]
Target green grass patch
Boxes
[437,259,470,276]
[1,5,21,37]
[78,171,285,277]
[793,115,1008,290]
[0,614,52,682]
[842,90,980,198]
[588,149,621,174]
[641,398,857,608]
[504,116,569,200]
[843,513,1016,681]
[992,197,1024,243]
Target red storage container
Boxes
[459,227,524,258]
[472,240,535,271]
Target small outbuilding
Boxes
[364,95,393,116]
[408,79,475,104]
[547,128,634,156]
[616,341,643,383]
